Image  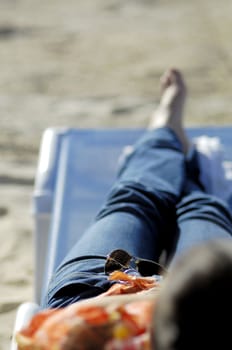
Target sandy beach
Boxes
[1,0,232,348]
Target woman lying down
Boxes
[16,69,232,350]
[16,241,232,350]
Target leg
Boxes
[76,69,189,261]
[168,150,232,266]
[44,70,188,308]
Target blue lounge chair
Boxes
[11,126,232,350]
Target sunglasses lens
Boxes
[104,249,166,276]
[104,249,132,274]
[136,259,163,276]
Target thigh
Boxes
[64,211,161,263]
[168,192,232,265]
[44,211,161,308]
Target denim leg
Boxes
[45,127,186,308]
[169,150,232,266]
[63,127,186,262]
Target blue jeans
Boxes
[44,127,232,308]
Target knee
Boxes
[177,192,232,232]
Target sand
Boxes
[1,0,232,348]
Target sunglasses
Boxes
[104,249,167,276]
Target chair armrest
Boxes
[11,302,40,350]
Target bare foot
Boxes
[149,68,189,153]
